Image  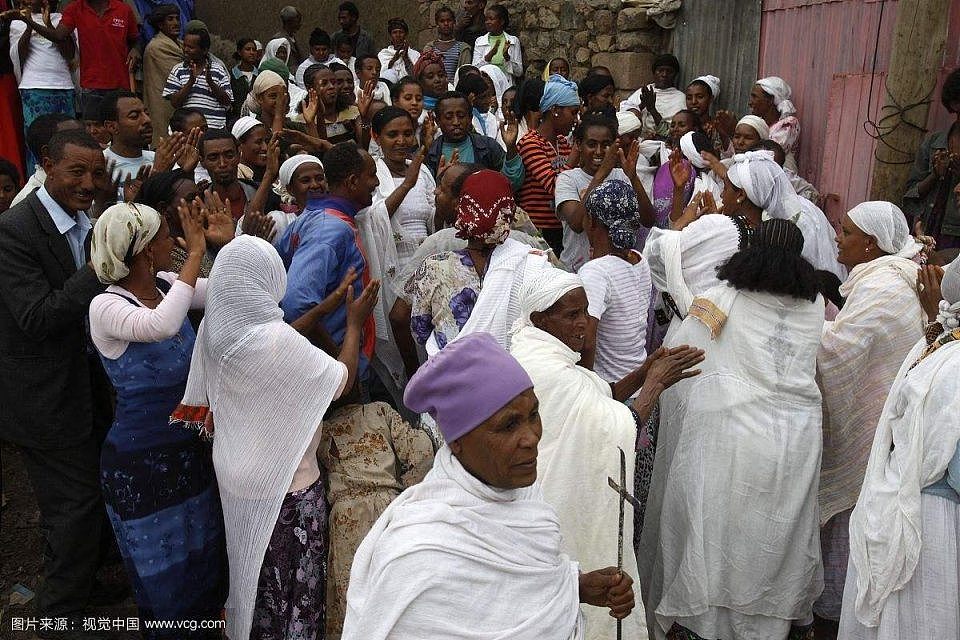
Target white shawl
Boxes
[510,326,648,640]
[817,256,924,523]
[425,237,549,354]
[179,236,346,640]
[342,445,584,640]
[642,214,742,342]
[849,334,960,626]
[356,157,432,396]
[639,285,825,640]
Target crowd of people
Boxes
[1,0,960,639]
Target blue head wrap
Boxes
[584,180,641,250]
[540,74,581,112]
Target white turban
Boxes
[736,114,770,140]
[231,116,264,141]
[679,131,709,169]
[278,154,322,188]
[756,76,797,117]
[690,74,720,99]
[617,110,642,136]
[90,202,163,284]
[846,201,921,259]
[512,267,583,334]
[727,150,803,221]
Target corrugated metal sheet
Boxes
[759,0,897,205]
[759,0,960,212]
[670,0,762,114]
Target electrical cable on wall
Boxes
[861,0,935,165]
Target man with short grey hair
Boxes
[273,5,303,72]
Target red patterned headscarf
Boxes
[413,49,446,80]
[454,170,517,245]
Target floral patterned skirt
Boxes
[251,477,328,640]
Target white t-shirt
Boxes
[578,253,652,387]
[554,167,631,271]
[9,14,75,90]
[103,147,156,183]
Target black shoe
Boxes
[87,578,132,607]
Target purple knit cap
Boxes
[404,332,534,443]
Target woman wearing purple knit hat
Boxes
[342,331,636,640]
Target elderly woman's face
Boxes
[732,123,761,154]
[449,388,542,489]
[837,213,879,269]
[530,287,590,354]
[288,162,326,206]
[749,84,776,118]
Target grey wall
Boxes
[197,0,427,57]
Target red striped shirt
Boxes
[517,130,571,231]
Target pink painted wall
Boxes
[758,0,960,219]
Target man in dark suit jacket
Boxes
[0,129,116,628]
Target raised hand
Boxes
[303,88,320,125]
[346,279,380,329]
[176,197,207,255]
[639,85,657,113]
[121,164,151,202]
[241,209,277,242]
[265,133,281,180]
[420,113,437,152]
[620,139,640,181]
[357,80,375,120]
[152,132,183,173]
[500,112,520,150]
[201,191,235,248]
[917,264,945,323]
[316,267,359,315]
[933,149,951,179]
[668,148,691,190]
[179,127,202,173]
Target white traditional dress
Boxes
[815,254,924,618]
[639,283,825,640]
[511,325,648,640]
[342,445,584,640]
[839,329,960,638]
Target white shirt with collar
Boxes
[10,166,46,208]
[36,186,92,269]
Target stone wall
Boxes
[416,0,666,94]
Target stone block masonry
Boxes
[417,0,666,93]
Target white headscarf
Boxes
[737,114,770,140]
[244,69,286,114]
[278,154,322,188]
[179,235,346,640]
[727,150,803,221]
[846,201,922,258]
[90,202,162,284]
[479,64,511,114]
[937,259,960,330]
[756,76,797,117]
[616,110,642,136]
[231,116,263,141]
[512,267,582,333]
[690,74,720,99]
[679,131,710,169]
[262,37,290,65]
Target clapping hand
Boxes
[175,197,207,255]
[346,279,380,329]
[241,209,277,242]
[917,264,945,323]
[668,148,690,190]
[200,190,235,248]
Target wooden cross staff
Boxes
[607,446,639,640]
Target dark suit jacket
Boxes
[0,193,107,449]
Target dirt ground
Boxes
[0,444,138,640]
